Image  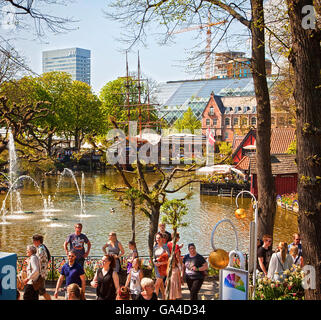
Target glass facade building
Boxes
[155,76,275,124]
[42,47,91,85]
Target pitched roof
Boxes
[231,128,256,159]
[249,154,297,175]
[232,127,295,160]
[234,156,250,171]
[270,128,296,154]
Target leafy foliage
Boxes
[173,107,201,134]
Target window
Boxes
[224,118,230,126]
[209,107,214,115]
[206,119,210,126]
[224,132,229,139]
[251,117,257,126]
[213,118,217,126]
[233,117,239,126]
[242,118,248,126]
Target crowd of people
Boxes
[257,233,304,281]
[17,222,303,301]
[17,222,208,301]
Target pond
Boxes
[0,170,298,257]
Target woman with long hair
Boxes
[153,232,170,299]
[102,232,125,273]
[91,254,120,300]
[267,242,293,280]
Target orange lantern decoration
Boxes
[235,208,246,219]
[209,249,229,270]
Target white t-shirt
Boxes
[129,269,142,295]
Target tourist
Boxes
[64,223,91,268]
[67,283,82,300]
[289,246,304,268]
[182,243,208,300]
[257,234,273,277]
[116,286,131,300]
[90,254,119,300]
[136,278,158,300]
[54,250,86,299]
[102,232,125,273]
[125,258,143,300]
[157,223,172,244]
[166,254,182,300]
[288,233,303,258]
[126,240,138,273]
[153,232,170,299]
[257,238,263,249]
[267,242,293,280]
[167,233,183,262]
[23,245,40,300]
[32,234,51,300]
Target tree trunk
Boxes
[251,0,276,238]
[47,133,53,158]
[148,204,161,264]
[74,128,80,151]
[286,0,321,300]
[165,228,177,300]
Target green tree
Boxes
[34,71,73,156]
[62,80,104,151]
[218,141,232,156]
[173,107,201,134]
[287,138,296,155]
[161,199,188,300]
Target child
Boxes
[126,241,138,273]
[125,258,143,300]
[166,255,182,300]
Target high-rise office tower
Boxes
[42,47,91,85]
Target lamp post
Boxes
[235,190,258,298]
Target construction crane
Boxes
[170,13,227,79]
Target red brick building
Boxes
[202,93,293,143]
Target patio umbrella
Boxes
[196,165,231,175]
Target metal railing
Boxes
[17,255,152,281]
[17,253,248,281]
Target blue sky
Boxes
[3,0,251,94]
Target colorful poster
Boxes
[219,267,248,300]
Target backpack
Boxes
[43,244,51,262]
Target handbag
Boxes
[32,256,44,291]
[157,251,169,277]
[32,275,44,291]
[17,274,24,291]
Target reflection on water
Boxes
[0,170,298,256]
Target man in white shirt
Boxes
[33,234,51,300]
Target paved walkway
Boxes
[37,277,219,300]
